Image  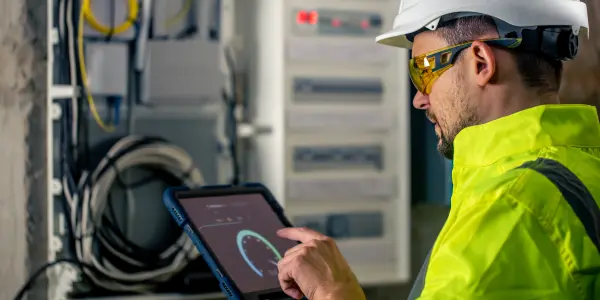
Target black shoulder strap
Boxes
[407,158,600,300]
[407,250,430,300]
[517,158,600,253]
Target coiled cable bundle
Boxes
[71,135,203,292]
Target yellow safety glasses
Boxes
[409,38,522,95]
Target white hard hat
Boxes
[376,0,589,49]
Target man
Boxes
[276,0,600,299]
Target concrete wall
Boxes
[0,0,48,299]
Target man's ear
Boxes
[468,41,496,86]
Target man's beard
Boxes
[437,116,477,160]
[438,130,455,160]
[436,79,479,160]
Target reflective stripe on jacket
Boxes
[412,105,600,300]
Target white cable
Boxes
[73,135,203,292]
[54,2,79,298]
[58,0,66,38]
[135,0,153,71]
[125,188,136,237]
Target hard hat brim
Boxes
[375,29,413,49]
[375,0,590,49]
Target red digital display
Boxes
[296,10,309,24]
[296,10,319,25]
[309,11,319,24]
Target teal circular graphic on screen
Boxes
[236,229,282,277]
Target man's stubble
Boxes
[437,72,480,160]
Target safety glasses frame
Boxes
[409,38,522,95]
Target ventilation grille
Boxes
[172,207,183,223]
[221,282,234,298]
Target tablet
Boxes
[163,183,298,300]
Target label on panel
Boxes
[294,212,384,239]
[293,77,383,103]
[286,109,394,131]
[286,177,395,200]
[293,145,383,172]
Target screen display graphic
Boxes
[180,193,297,293]
[237,229,282,278]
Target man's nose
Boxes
[412,92,430,110]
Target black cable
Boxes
[105,0,115,41]
[60,101,80,257]
[223,47,240,185]
[49,0,195,293]
[73,137,191,289]
[25,1,163,296]
[56,0,81,272]
[224,93,240,185]
[70,0,91,172]
[95,168,182,270]
[12,259,94,300]
[210,0,221,40]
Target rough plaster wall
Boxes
[0,0,48,299]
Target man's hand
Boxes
[276,227,366,300]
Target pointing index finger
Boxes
[277,227,326,243]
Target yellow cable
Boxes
[83,0,139,36]
[78,4,115,132]
[164,0,193,30]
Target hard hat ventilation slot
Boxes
[425,18,440,31]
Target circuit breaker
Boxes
[246,0,410,285]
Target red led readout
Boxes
[296,10,319,25]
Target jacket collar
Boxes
[453,104,600,167]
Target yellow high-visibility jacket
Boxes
[411,105,600,300]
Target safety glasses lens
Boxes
[409,56,437,95]
[409,59,425,94]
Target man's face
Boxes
[411,32,479,159]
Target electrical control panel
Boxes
[287,38,394,64]
[289,141,394,200]
[248,0,410,285]
[85,43,129,96]
[294,212,384,239]
[286,108,395,131]
[293,145,383,172]
[285,4,394,64]
[292,9,383,37]
[286,177,396,200]
[287,75,393,131]
[144,39,223,104]
[293,77,383,103]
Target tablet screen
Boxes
[179,193,297,293]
